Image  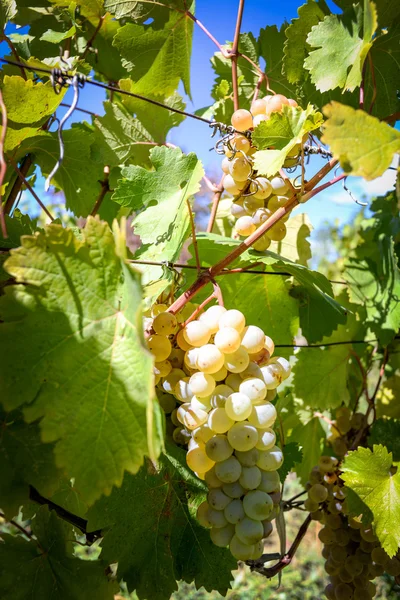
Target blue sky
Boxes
[3,1,398,232]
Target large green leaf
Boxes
[104,0,192,23]
[304,1,377,92]
[112,10,193,97]
[368,419,400,461]
[0,506,117,599]
[283,0,330,84]
[341,444,400,557]
[84,13,130,82]
[1,75,67,125]
[252,104,323,176]
[258,25,297,100]
[87,443,236,600]
[0,211,39,281]
[0,406,62,518]
[334,0,400,28]
[0,218,162,505]
[289,417,327,483]
[322,102,400,179]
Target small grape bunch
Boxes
[147,304,291,561]
[220,95,302,252]
[326,407,366,457]
[305,456,399,600]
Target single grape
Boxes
[248,403,277,429]
[225,373,242,391]
[267,195,288,212]
[227,421,258,451]
[204,465,223,488]
[262,519,273,538]
[219,309,246,333]
[318,526,336,545]
[208,407,234,434]
[157,392,176,414]
[251,539,264,559]
[229,535,255,560]
[233,133,251,153]
[240,325,266,354]
[239,465,262,490]
[224,174,243,196]
[173,427,191,445]
[334,582,354,600]
[270,176,289,195]
[147,334,172,362]
[308,483,328,504]
[255,428,276,451]
[152,311,177,336]
[184,347,199,370]
[235,517,264,545]
[243,194,264,213]
[229,155,252,182]
[231,200,248,218]
[360,527,377,543]
[318,455,335,473]
[269,356,291,380]
[224,498,245,524]
[183,321,211,347]
[251,99,267,116]
[252,234,272,252]
[252,207,272,226]
[260,363,284,389]
[175,378,194,402]
[243,490,273,521]
[264,94,289,114]
[169,348,184,368]
[253,177,272,200]
[332,438,348,457]
[210,523,235,547]
[193,424,214,445]
[208,488,231,511]
[223,481,245,499]
[154,360,172,378]
[211,384,233,407]
[231,108,253,131]
[350,413,365,430]
[221,156,230,174]
[215,455,242,483]
[370,546,389,566]
[208,507,228,529]
[171,408,180,427]
[304,498,319,512]
[198,305,227,334]
[267,222,286,242]
[325,514,342,530]
[235,447,259,467]
[197,501,212,528]
[205,435,234,462]
[183,406,208,430]
[240,362,263,381]
[224,347,250,373]
[344,556,364,577]
[336,414,351,434]
[191,395,212,412]
[196,344,225,374]
[258,470,280,494]
[187,446,214,473]
[189,372,215,397]
[225,392,253,421]
[214,327,242,354]
[235,215,256,237]
[212,365,228,382]
[239,377,266,404]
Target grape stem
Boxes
[90,166,111,217]
[247,514,312,577]
[187,198,201,275]
[0,34,27,79]
[231,0,245,111]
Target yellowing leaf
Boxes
[322,102,400,179]
[1,75,66,125]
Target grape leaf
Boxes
[40,25,76,43]
[112,10,193,97]
[293,344,351,410]
[322,102,400,179]
[369,419,400,461]
[0,0,16,30]
[0,506,117,599]
[289,417,326,483]
[304,1,377,92]
[87,443,236,600]
[0,218,162,505]
[252,104,323,176]
[119,80,186,142]
[104,0,192,23]
[83,14,130,82]
[283,0,330,84]
[376,375,400,419]
[258,25,297,100]
[15,125,106,217]
[0,211,39,281]
[1,75,67,125]
[334,0,400,28]
[278,442,303,483]
[93,101,155,167]
[341,444,400,557]
[0,406,62,519]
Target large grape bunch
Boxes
[221,95,301,251]
[145,303,291,560]
[305,456,400,599]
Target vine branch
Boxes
[10,159,55,221]
[231,0,245,110]
[0,88,8,238]
[90,166,110,217]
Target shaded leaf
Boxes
[278,442,303,483]
[290,417,326,483]
[258,25,297,100]
[369,419,400,461]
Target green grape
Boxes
[163,368,186,393]
[224,173,244,196]
[225,392,253,421]
[360,527,377,543]
[183,320,211,347]
[151,303,168,317]
[224,347,250,374]
[324,583,336,600]
[258,470,280,494]
[169,348,185,368]
[215,456,242,483]
[330,545,347,564]
[235,517,264,545]
[191,395,212,412]
[205,434,234,462]
[359,539,374,553]
[235,447,259,467]
[198,305,227,334]
[267,221,286,242]
[325,559,340,575]
[171,408,180,427]
[318,456,335,473]
[208,507,229,528]
[239,465,262,490]
[332,438,348,457]
[269,356,291,380]
[173,427,191,445]
[235,215,256,237]
[212,366,227,382]
[253,177,272,200]
[239,377,266,403]
[318,526,336,545]
[208,408,234,434]
[304,498,320,513]
[248,403,277,429]
[197,501,212,528]
[193,424,214,445]
[368,561,384,577]
[204,465,223,488]
[174,378,194,402]
[240,362,263,381]
[353,590,372,600]
[184,347,199,370]
[252,234,272,251]
[251,539,264,559]
[210,523,235,547]
[268,195,288,212]
[223,481,245,499]
[225,373,242,391]
[338,566,353,583]
[262,519,273,538]
[154,360,172,378]
[229,155,252,182]
[219,309,246,333]
[325,514,343,530]
[227,421,258,451]
[384,556,400,576]
[196,344,225,374]
[240,325,265,354]
[183,406,208,430]
[224,498,245,524]
[256,446,283,471]
[243,490,273,520]
[370,546,389,566]
[350,413,365,430]
[189,372,216,398]
[147,334,172,362]
[335,529,350,547]
[334,582,354,600]
[208,488,231,510]
[229,535,255,561]
[231,108,253,131]
[270,176,289,195]
[231,199,248,218]
[308,483,328,503]
[255,428,276,451]
[186,446,214,473]
[214,327,242,354]
[252,207,272,226]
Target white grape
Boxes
[264,336,275,356]
[248,403,277,429]
[210,523,235,547]
[208,488,231,511]
[147,334,172,362]
[256,428,276,451]
[239,465,262,490]
[208,408,234,434]
[191,395,212,412]
[219,309,246,333]
[221,156,230,174]
[224,499,245,524]
[224,347,250,373]
[183,321,211,347]
[252,235,272,252]
[267,222,286,242]
[151,303,168,317]
[215,456,242,483]
[270,176,289,195]
[187,446,215,473]
[269,356,291,380]
[197,501,212,528]
[176,403,190,424]
[212,365,228,382]
[233,133,251,153]
[214,327,242,354]
[196,344,225,374]
[152,311,177,336]
[258,469,281,494]
[193,424,214,445]
[235,517,264,545]
[262,519,273,538]
[198,305,226,334]
[253,177,272,200]
[157,392,176,414]
[240,325,266,354]
[183,406,208,430]
[225,392,253,421]
[208,507,228,528]
[189,372,215,397]
[243,194,264,213]
[251,99,267,116]
[266,389,277,402]
[174,378,194,402]
[251,540,264,559]
[225,373,242,391]
[252,208,272,227]
[184,347,199,370]
[231,200,248,218]
[227,422,258,451]
[229,155,252,182]
[154,360,172,378]
[224,174,243,196]
[222,481,245,499]
[204,465,223,488]
[235,447,259,467]
[235,215,256,237]
[260,363,283,390]
[229,535,255,560]
[231,108,253,131]
[268,195,288,212]
[256,446,284,471]
[243,490,273,520]
[205,435,234,462]
[239,377,266,404]
[240,362,263,380]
